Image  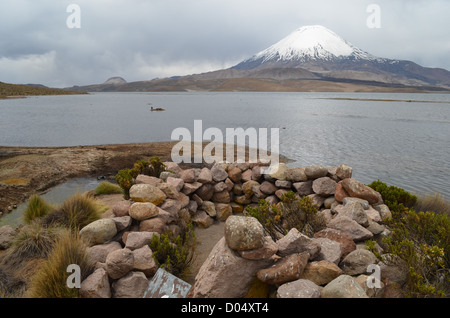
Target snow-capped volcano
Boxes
[235,25,380,70]
[252,25,375,63]
[232,25,450,88]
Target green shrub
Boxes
[367,180,417,213]
[41,193,104,231]
[149,224,196,280]
[28,230,93,298]
[148,156,166,177]
[115,168,137,199]
[374,182,450,297]
[246,191,326,240]
[23,194,54,224]
[94,181,123,195]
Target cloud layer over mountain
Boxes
[1,0,449,87]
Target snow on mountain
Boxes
[236,25,382,69]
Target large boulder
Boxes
[276,228,321,259]
[112,200,132,217]
[257,252,309,285]
[336,164,353,180]
[285,167,307,182]
[341,178,383,205]
[238,236,278,260]
[305,165,328,179]
[312,177,337,197]
[79,219,117,246]
[80,268,111,298]
[129,184,166,205]
[191,237,273,298]
[336,201,369,227]
[327,216,373,242]
[268,163,290,181]
[105,248,135,280]
[300,260,343,286]
[211,163,228,182]
[321,275,369,298]
[277,279,321,298]
[124,231,158,250]
[112,271,149,298]
[132,245,158,277]
[87,241,122,264]
[313,228,356,259]
[224,215,265,251]
[313,238,341,265]
[128,202,159,221]
[340,249,379,276]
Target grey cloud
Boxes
[0,0,449,87]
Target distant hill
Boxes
[66,25,450,93]
[0,81,86,98]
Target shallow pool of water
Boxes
[0,177,101,228]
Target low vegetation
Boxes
[41,193,105,231]
[116,156,167,199]
[0,81,85,98]
[246,191,326,240]
[1,192,106,297]
[149,223,196,280]
[23,194,54,224]
[27,230,93,298]
[369,180,449,298]
[94,181,123,195]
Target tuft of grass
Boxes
[41,193,104,231]
[4,222,63,265]
[0,223,64,297]
[27,230,93,298]
[94,181,123,195]
[23,194,54,224]
[414,192,450,217]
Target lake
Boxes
[1,91,449,200]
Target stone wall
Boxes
[77,161,405,298]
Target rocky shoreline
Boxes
[60,160,403,298]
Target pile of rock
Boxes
[76,160,405,298]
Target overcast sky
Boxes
[1,0,449,88]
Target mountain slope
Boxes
[233,25,450,88]
[67,25,450,92]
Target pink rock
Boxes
[341,178,383,205]
[80,268,111,298]
[192,237,273,298]
[105,248,135,280]
[257,252,309,285]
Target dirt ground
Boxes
[0,142,182,214]
[0,142,288,214]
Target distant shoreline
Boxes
[0,141,288,214]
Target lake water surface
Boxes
[1,92,449,200]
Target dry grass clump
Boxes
[27,230,93,298]
[94,181,123,195]
[41,193,105,231]
[414,192,450,217]
[23,194,54,224]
